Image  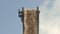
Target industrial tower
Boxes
[18,7,40,34]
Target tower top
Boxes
[18,7,40,22]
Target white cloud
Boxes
[39,0,60,34]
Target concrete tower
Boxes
[18,7,40,34]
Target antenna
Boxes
[37,6,40,13]
[18,7,24,22]
[37,6,39,10]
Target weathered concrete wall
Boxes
[23,9,39,34]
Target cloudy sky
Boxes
[39,0,60,34]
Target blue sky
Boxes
[0,0,21,34]
[18,0,40,8]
